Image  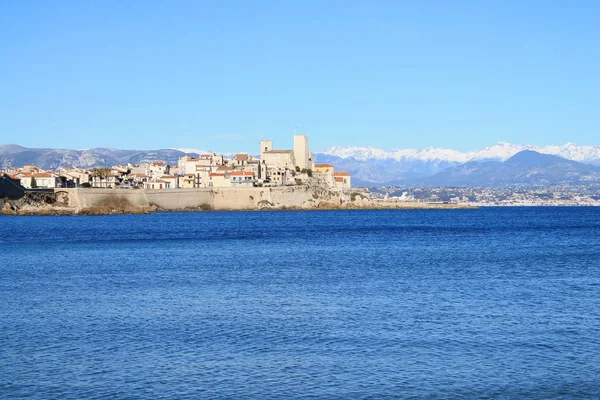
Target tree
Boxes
[91,167,111,179]
[300,168,313,177]
[30,176,37,188]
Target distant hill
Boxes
[420,150,600,188]
[0,144,200,170]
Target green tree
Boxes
[300,168,313,177]
[91,167,111,179]
[30,176,37,188]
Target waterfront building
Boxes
[230,171,255,187]
[334,171,351,189]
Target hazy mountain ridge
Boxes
[0,144,199,170]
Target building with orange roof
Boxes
[230,170,255,187]
[333,171,351,189]
[314,163,335,174]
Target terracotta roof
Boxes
[335,177,344,182]
[160,175,176,179]
[209,173,226,177]
[230,171,254,176]
[235,153,249,161]
[314,163,334,168]
[33,173,57,178]
[334,171,350,176]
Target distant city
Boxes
[372,186,600,207]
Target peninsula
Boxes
[1,134,474,215]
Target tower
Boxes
[293,135,309,170]
[260,139,273,158]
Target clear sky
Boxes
[1,0,599,153]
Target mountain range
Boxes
[318,142,600,186]
[322,142,600,164]
[2,142,600,188]
[0,144,192,171]
[421,151,600,188]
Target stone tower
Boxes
[260,139,273,157]
[293,135,309,170]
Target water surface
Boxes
[1,208,599,399]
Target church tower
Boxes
[260,139,273,157]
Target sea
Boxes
[1,207,599,399]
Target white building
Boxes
[334,172,351,189]
[261,150,296,170]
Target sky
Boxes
[1,0,599,153]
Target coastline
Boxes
[1,188,476,216]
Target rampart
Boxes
[52,186,359,213]
[2,187,476,215]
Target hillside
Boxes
[421,150,600,188]
[0,144,199,170]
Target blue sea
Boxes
[1,208,600,399]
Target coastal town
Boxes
[0,134,377,214]
[372,186,600,206]
[3,134,600,210]
[0,134,351,192]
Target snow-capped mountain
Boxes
[320,142,600,164]
[421,150,600,188]
[174,147,210,155]
[314,142,600,186]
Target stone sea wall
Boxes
[1,187,473,215]
[51,186,359,214]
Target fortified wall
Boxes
[53,186,367,213]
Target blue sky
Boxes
[1,1,599,153]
